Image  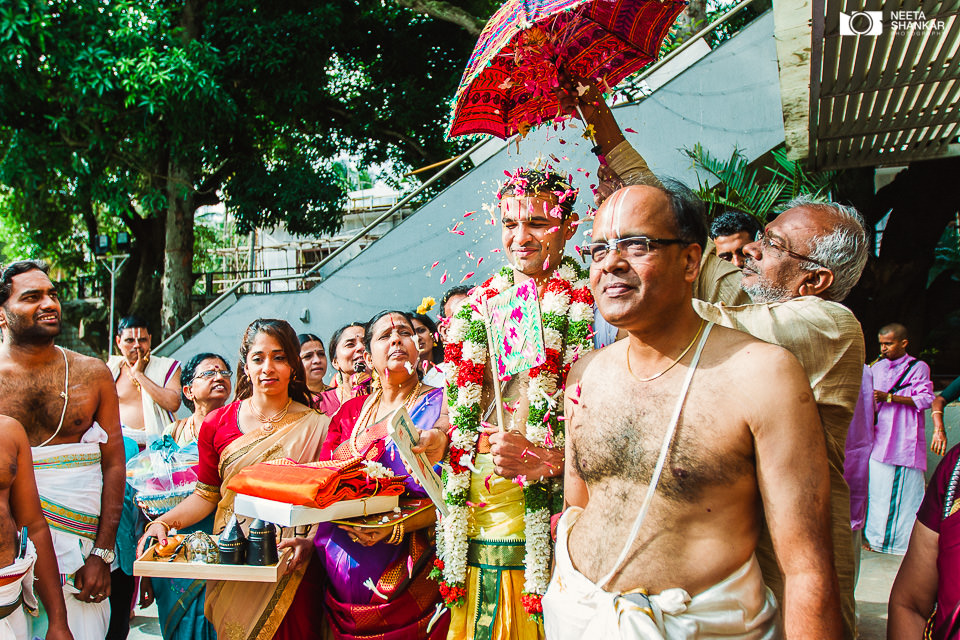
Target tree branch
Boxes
[320,105,432,162]
[392,0,486,36]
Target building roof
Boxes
[777,0,960,170]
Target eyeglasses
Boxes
[194,369,232,381]
[578,235,689,263]
[756,231,827,268]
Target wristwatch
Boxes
[90,547,116,564]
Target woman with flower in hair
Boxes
[434,167,594,640]
[142,318,330,640]
[410,310,446,388]
[314,310,450,639]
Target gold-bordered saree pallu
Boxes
[202,406,329,640]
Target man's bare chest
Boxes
[571,377,755,502]
[0,445,17,493]
[115,371,141,405]
[0,366,98,443]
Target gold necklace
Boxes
[248,398,293,432]
[626,319,706,383]
[183,414,200,442]
[350,380,422,456]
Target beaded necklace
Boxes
[350,380,422,458]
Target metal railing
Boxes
[155,138,488,354]
[619,0,765,105]
[155,0,766,355]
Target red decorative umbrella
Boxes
[448,0,687,140]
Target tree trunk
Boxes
[123,214,165,327]
[160,163,196,340]
[391,0,486,35]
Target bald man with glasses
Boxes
[565,79,871,637]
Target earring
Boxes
[371,369,382,392]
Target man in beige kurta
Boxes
[694,296,864,638]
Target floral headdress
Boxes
[497,167,579,220]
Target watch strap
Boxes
[91,547,115,562]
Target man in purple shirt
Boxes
[844,365,874,583]
[865,322,935,554]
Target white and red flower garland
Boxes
[431,257,594,621]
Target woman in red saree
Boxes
[889,442,960,639]
[315,310,451,639]
[143,318,330,640]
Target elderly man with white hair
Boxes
[691,196,869,640]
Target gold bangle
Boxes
[148,519,171,535]
[887,393,893,403]
[388,521,405,545]
[932,410,945,415]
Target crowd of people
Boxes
[0,86,955,640]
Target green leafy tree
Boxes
[683,143,839,222]
[0,0,497,337]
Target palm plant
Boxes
[683,143,838,222]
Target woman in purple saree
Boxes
[316,310,450,640]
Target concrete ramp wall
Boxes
[167,12,785,375]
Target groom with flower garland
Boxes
[431,168,593,640]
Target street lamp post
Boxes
[97,254,129,356]
[93,232,132,356]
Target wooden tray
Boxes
[133,544,290,582]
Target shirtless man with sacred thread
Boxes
[542,185,841,638]
[0,261,125,640]
[107,316,181,445]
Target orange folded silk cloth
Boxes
[225,457,407,508]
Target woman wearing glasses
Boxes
[164,353,233,446]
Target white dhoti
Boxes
[864,458,924,555]
[0,543,38,640]
[543,508,782,640]
[32,426,110,640]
